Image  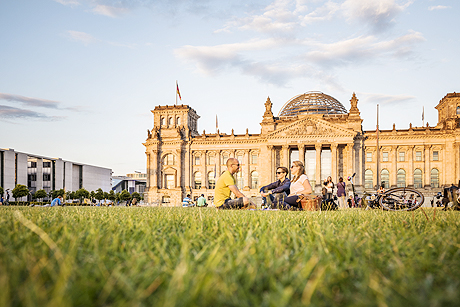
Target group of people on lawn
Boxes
[214,158,313,210]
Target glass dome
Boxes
[278,91,347,117]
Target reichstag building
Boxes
[143,91,460,205]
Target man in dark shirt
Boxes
[259,166,291,209]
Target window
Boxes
[251,171,259,189]
[165,174,175,189]
[431,169,439,188]
[222,154,229,165]
[168,117,173,126]
[364,169,373,189]
[208,172,215,189]
[251,154,258,164]
[414,169,423,188]
[457,106,460,115]
[320,149,331,181]
[176,116,181,126]
[399,152,405,162]
[194,172,202,189]
[237,154,243,163]
[397,169,406,187]
[163,154,175,165]
[235,172,244,190]
[382,152,389,162]
[160,117,165,126]
[366,152,372,162]
[433,151,439,161]
[162,196,170,203]
[43,162,51,168]
[416,151,422,161]
[381,169,390,189]
[207,155,215,165]
[43,173,51,181]
[194,155,200,165]
[305,150,316,187]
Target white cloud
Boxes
[341,0,412,32]
[92,4,130,17]
[359,92,416,105]
[428,5,450,11]
[53,0,80,6]
[67,30,97,46]
[0,93,61,109]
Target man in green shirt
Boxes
[197,194,208,207]
[215,158,256,209]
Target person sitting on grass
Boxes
[30,195,63,207]
[281,160,312,210]
[214,158,256,210]
[182,194,194,207]
[259,166,290,209]
[196,194,208,207]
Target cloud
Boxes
[0,105,60,120]
[0,93,61,109]
[305,30,425,67]
[67,30,97,46]
[358,93,416,105]
[91,4,130,17]
[53,0,80,6]
[341,0,412,33]
[428,5,450,11]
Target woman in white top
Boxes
[282,160,312,210]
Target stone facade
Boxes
[143,92,460,206]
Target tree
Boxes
[108,190,116,203]
[94,188,104,205]
[75,188,90,204]
[52,189,65,199]
[12,184,29,204]
[131,192,140,200]
[34,189,47,202]
[119,190,131,202]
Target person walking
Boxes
[281,161,312,210]
[214,158,256,209]
[336,177,347,209]
[259,166,290,209]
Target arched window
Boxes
[208,172,215,189]
[235,172,244,190]
[381,169,390,189]
[457,106,460,115]
[160,117,165,126]
[397,169,406,187]
[207,155,215,165]
[164,174,175,189]
[251,171,259,189]
[222,154,229,165]
[414,169,423,188]
[194,172,202,189]
[168,117,173,126]
[364,169,373,189]
[431,169,439,188]
[163,154,175,165]
[176,116,181,126]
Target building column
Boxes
[299,144,305,165]
[408,145,414,187]
[331,143,338,184]
[36,158,43,191]
[357,140,363,186]
[184,144,191,193]
[244,150,251,190]
[267,145,274,182]
[345,144,353,180]
[282,145,290,169]
[175,148,182,191]
[315,144,322,186]
[216,150,222,178]
[200,151,206,189]
[392,146,398,188]
[424,145,431,188]
[150,150,158,189]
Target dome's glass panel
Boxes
[278,91,347,117]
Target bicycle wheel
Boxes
[379,187,424,211]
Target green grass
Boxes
[1,207,459,307]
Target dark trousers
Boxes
[218,197,245,209]
[262,191,287,209]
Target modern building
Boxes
[112,172,147,194]
[143,91,460,206]
[0,148,112,200]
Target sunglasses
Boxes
[276,171,285,174]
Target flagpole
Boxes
[175,80,177,105]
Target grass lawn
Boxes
[0,207,459,307]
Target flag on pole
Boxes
[422,106,424,123]
[176,81,181,100]
[216,115,218,132]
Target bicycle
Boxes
[348,173,425,211]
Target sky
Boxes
[0,0,459,176]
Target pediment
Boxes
[268,117,356,138]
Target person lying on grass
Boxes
[259,166,290,209]
[281,160,312,210]
[215,158,256,210]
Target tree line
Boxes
[0,184,143,205]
